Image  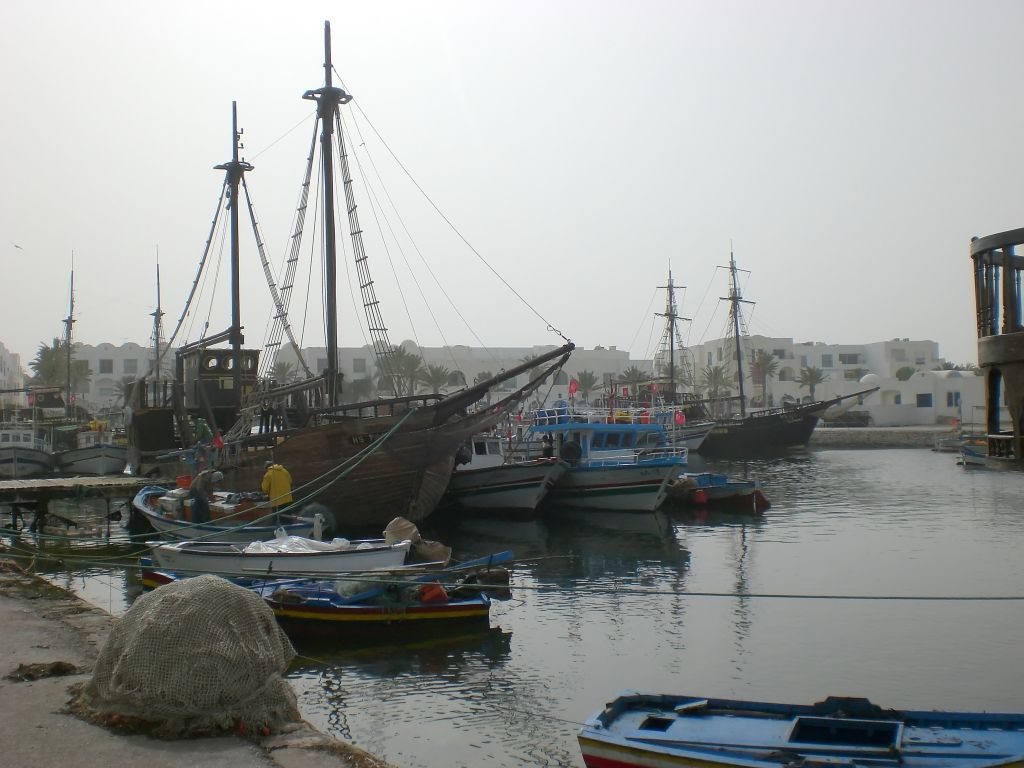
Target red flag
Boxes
[568,379,579,395]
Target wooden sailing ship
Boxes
[682,252,875,456]
[126,22,573,529]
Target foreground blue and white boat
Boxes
[132,485,317,543]
[578,691,1024,768]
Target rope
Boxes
[6,539,1024,603]
[349,100,571,345]
[141,406,420,541]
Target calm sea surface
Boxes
[6,447,1024,767]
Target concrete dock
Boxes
[809,425,956,449]
[0,560,395,768]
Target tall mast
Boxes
[151,258,164,385]
[213,101,253,401]
[655,268,690,405]
[64,265,74,419]
[303,20,352,408]
[721,248,754,417]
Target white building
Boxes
[0,342,27,409]
[9,334,986,428]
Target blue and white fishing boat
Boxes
[579,691,1024,768]
[514,417,688,512]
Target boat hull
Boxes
[697,410,820,456]
[547,463,678,512]
[131,403,511,530]
[55,444,127,475]
[444,459,568,519]
[141,567,495,642]
[148,538,412,577]
[266,592,492,641]
[132,486,315,543]
[666,473,770,514]
[0,447,54,479]
[579,692,1024,768]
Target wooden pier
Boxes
[0,475,164,511]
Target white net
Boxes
[78,574,300,737]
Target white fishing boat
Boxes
[132,485,317,543]
[147,534,412,577]
[55,427,127,475]
[444,433,568,518]
[0,425,54,479]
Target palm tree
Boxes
[798,365,829,400]
[617,365,649,398]
[272,361,297,386]
[343,377,374,403]
[418,363,452,394]
[574,370,600,403]
[749,350,779,407]
[895,366,916,381]
[113,376,136,407]
[378,347,424,397]
[29,338,92,392]
[701,364,731,400]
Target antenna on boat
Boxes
[213,101,254,402]
[303,20,352,408]
[64,257,75,419]
[151,254,165,386]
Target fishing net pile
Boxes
[384,516,452,564]
[76,574,300,738]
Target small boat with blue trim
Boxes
[666,471,771,513]
[578,691,1024,768]
[142,550,513,641]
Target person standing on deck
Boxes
[261,461,293,523]
[189,469,223,524]
[259,400,272,434]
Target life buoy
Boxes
[692,489,709,505]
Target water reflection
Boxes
[3,449,1024,767]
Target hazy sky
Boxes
[3,0,1021,371]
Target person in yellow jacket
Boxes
[261,461,293,523]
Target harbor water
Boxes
[5,447,1024,767]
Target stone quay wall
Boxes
[809,426,956,449]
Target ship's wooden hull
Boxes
[135,405,508,531]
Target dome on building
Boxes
[860,373,881,386]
